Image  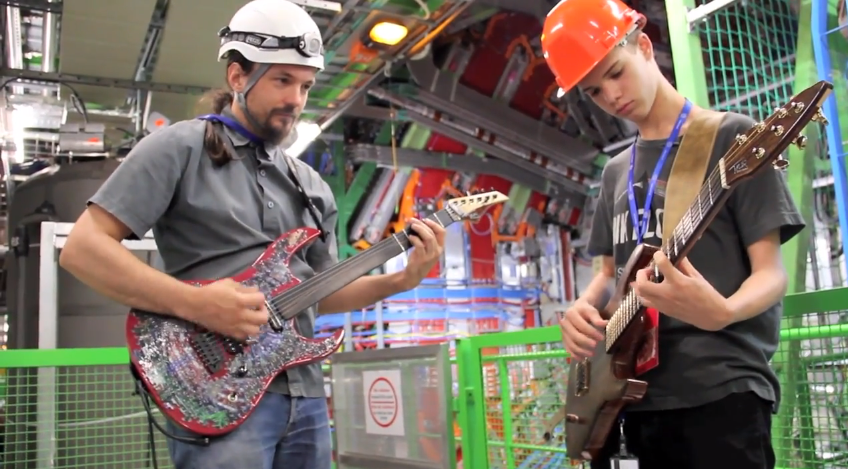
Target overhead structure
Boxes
[58,0,158,109]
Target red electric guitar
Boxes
[126,190,508,436]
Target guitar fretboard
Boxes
[660,161,728,264]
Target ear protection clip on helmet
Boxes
[218,27,324,59]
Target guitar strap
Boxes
[635,109,727,376]
[662,110,727,243]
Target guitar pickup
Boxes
[574,358,590,396]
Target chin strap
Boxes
[234,63,272,133]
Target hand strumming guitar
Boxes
[633,251,731,331]
[559,298,608,360]
[178,278,269,340]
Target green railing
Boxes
[1,287,847,468]
[454,287,848,469]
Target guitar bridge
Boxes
[574,358,590,396]
[189,330,227,374]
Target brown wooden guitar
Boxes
[560,80,833,462]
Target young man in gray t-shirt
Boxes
[543,1,804,468]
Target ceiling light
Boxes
[368,21,408,46]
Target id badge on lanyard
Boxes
[611,419,639,468]
[611,458,639,469]
[626,99,693,244]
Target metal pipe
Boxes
[347,143,575,196]
[686,0,741,29]
[142,91,154,128]
[40,0,58,101]
[4,5,23,94]
[410,81,596,174]
[318,0,472,130]
[41,2,57,73]
[134,90,144,133]
[406,110,585,194]
[368,88,589,193]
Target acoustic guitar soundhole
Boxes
[574,358,590,396]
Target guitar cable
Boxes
[131,366,214,469]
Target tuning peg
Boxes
[790,102,805,114]
[793,135,807,149]
[812,109,829,125]
[773,107,789,118]
[773,155,789,170]
[770,124,785,137]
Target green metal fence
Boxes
[1,287,847,468]
[454,287,848,469]
[699,0,799,120]
[0,348,173,468]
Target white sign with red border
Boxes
[362,369,405,436]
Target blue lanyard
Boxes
[627,99,692,244]
[197,113,264,145]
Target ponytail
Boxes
[198,90,235,167]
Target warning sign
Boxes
[362,369,405,436]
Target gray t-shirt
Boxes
[89,113,338,398]
[588,111,805,412]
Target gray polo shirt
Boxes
[89,112,339,398]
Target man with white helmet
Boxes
[59,1,446,468]
[208,0,326,146]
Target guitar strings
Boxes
[268,238,404,323]
[265,210,450,325]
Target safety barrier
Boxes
[454,286,848,469]
[1,287,847,468]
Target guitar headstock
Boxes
[721,80,833,187]
[446,190,508,221]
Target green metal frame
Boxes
[323,120,377,260]
[773,2,822,463]
[453,287,848,469]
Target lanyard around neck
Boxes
[626,99,692,244]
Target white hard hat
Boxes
[217,0,324,71]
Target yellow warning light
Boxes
[368,21,408,46]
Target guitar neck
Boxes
[659,162,732,265]
[606,159,733,348]
[276,208,458,320]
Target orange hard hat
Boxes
[541,0,646,92]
